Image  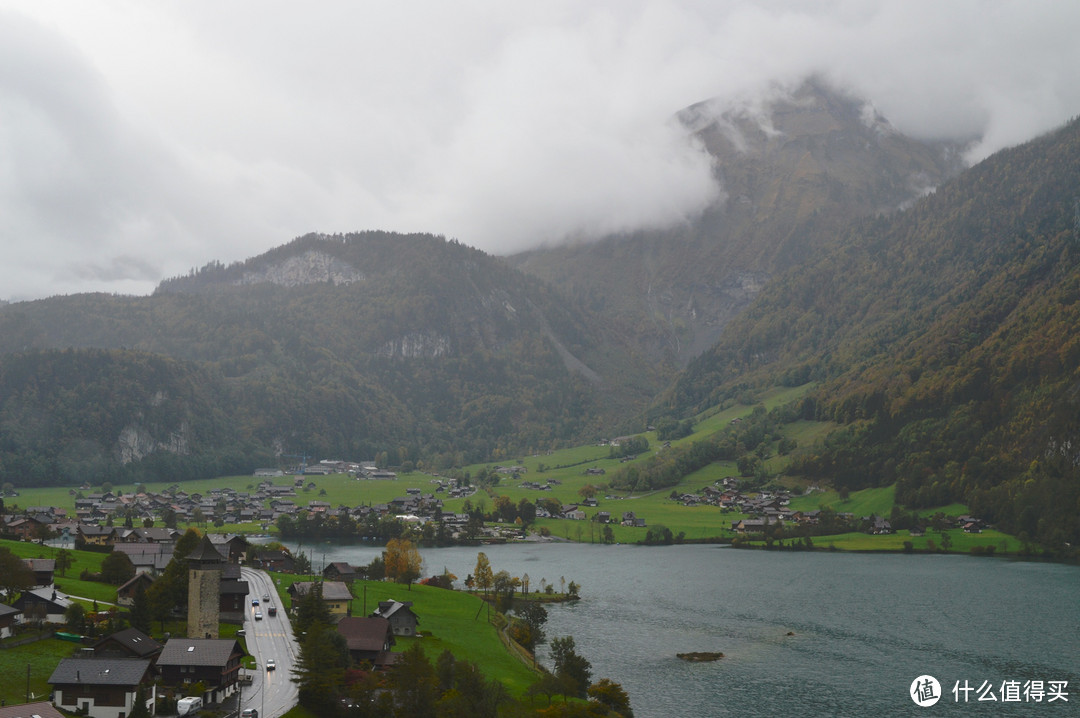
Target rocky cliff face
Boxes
[236,249,365,287]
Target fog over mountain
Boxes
[2,0,1079,301]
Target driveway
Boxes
[231,568,300,718]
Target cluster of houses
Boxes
[0,524,424,718]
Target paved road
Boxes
[233,568,300,718]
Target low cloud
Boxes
[1,1,1079,300]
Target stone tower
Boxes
[187,535,223,639]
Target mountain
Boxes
[660,115,1080,548]
[0,232,660,486]
[510,79,968,363]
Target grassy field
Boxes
[0,636,81,706]
[0,538,117,604]
[761,528,1017,554]
[268,573,540,695]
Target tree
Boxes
[128,581,151,633]
[292,582,331,639]
[390,643,438,718]
[384,538,423,588]
[513,601,548,650]
[293,621,350,714]
[101,551,136,585]
[294,552,312,576]
[550,636,592,698]
[589,678,634,717]
[128,685,152,718]
[55,548,73,577]
[0,547,35,601]
[64,602,87,633]
[473,552,493,596]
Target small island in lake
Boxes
[677,652,724,662]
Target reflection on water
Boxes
[282,541,1080,717]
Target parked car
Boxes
[266,658,276,671]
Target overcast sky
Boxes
[2,1,1079,301]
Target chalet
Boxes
[870,518,893,535]
[219,564,250,621]
[288,581,353,621]
[371,600,420,637]
[49,657,155,718]
[156,638,246,704]
[594,511,611,524]
[0,702,66,718]
[92,627,164,662]
[116,572,155,606]
[112,543,173,575]
[78,524,117,547]
[5,516,47,541]
[208,533,250,563]
[335,616,395,667]
[0,603,20,639]
[14,587,72,625]
[253,550,295,573]
[324,562,360,583]
[23,558,55,586]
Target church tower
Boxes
[187,535,223,639]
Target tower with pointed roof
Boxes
[187,534,223,639]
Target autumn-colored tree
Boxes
[589,678,634,717]
[473,552,493,596]
[384,538,423,589]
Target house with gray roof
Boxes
[156,637,246,704]
[49,657,154,718]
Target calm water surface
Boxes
[289,541,1079,717]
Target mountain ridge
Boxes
[510,78,969,363]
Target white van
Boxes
[177,696,203,716]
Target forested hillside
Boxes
[660,116,1080,548]
[0,233,660,486]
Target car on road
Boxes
[268,605,277,616]
[251,598,259,606]
[266,658,276,671]
[255,610,263,620]
[241,709,258,718]
[262,593,270,602]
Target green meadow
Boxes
[269,573,540,695]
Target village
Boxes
[0,522,423,718]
